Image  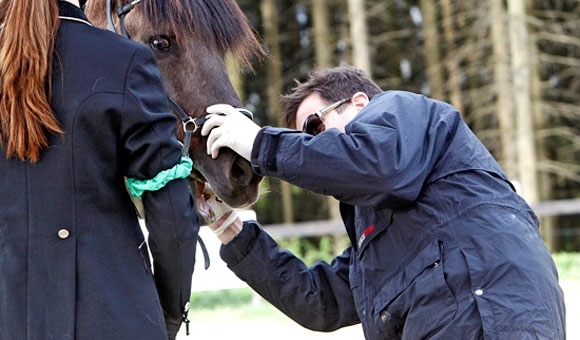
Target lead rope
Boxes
[167,100,206,337]
[167,99,212,271]
[166,98,202,338]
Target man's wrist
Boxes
[209,211,242,244]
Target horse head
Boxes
[85,0,263,208]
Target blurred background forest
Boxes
[223,0,579,252]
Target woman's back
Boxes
[0,2,199,339]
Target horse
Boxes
[84,0,263,209]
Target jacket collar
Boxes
[58,1,89,22]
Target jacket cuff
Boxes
[220,221,260,266]
[251,128,268,175]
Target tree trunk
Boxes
[440,0,464,113]
[261,0,294,223]
[508,0,552,249]
[527,4,556,250]
[419,0,445,100]
[508,0,539,204]
[312,0,341,221]
[347,0,371,73]
[312,0,332,68]
[490,0,517,180]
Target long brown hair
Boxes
[0,0,63,162]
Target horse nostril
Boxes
[231,157,252,186]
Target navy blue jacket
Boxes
[221,91,566,339]
[0,3,198,339]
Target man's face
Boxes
[295,92,355,134]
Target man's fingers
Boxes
[201,114,224,136]
[205,127,218,157]
[206,126,225,159]
[210,142,221,159]
[206,104,238,116]
[204,104,257,160]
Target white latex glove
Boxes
[202,104,261,161]
[196,181,238,236]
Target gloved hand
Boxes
[201,104,261,161]
[195,181,238,236]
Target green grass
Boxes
[189,288,288,323]
[190,288,254,310]
[192,301,284,319]
[552,252,580,280]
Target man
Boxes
[200,65,566,339]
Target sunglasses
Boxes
[302,98,351,136]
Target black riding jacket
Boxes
[0,3,198,339]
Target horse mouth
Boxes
[193,153,262,209]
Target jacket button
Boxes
[474,289,484,296]
[380,312,390,322]
[58,229,70,239]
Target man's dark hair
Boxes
[281,65,382,128]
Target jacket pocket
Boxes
[371,239,457,339]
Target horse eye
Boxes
[149,35,173,52]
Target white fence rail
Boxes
[191,199,580,292]
[262,198,580,238]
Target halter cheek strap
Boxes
[106,0,142,38]
[167,97,254,158]
[167,97,209,157]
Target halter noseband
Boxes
[167,97,254,158]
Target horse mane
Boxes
[143,0,263,65]
[85,0,264,65]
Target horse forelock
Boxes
[142,0,263,65]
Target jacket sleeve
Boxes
[252,91,461,208]
[120,46,199,332]
[220,222,360,331]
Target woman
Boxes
[0,1,199,339]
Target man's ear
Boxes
[351,92,370,111]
